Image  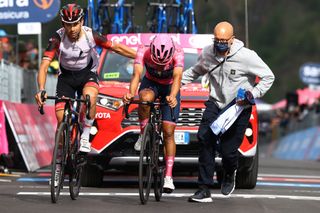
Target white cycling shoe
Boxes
[163,176,175,193]
[134,135,142,151]
[79,137,91,153]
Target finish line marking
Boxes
[16,192,320,201]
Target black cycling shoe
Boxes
[188,188,213,203]
[221,170,236,196]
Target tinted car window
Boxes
[99,52,200,82]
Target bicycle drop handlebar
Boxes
[38,91,91,120]
[123,100,176,122]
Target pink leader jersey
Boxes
[134,45,184,85]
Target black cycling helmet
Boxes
[60,4,84,24]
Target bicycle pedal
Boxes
[76,154,87,167]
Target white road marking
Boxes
[16,192,320,201]
[258,174,320,179]
[0,179,11,182]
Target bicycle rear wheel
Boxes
[69,123,83,200]
[139,123,153,205]
[51,122,68,203]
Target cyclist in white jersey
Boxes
[35,4,136,153]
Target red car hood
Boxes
[98,81,209,101]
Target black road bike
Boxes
[39,91,91,203]
[124,100,175,204]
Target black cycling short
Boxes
[139,76,180,124]
[55,66,99,109]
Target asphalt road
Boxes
[1,149,320,213]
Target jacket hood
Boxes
[228,38,244,57]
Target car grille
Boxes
[121,107,204,128]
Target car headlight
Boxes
[97,94,123,111]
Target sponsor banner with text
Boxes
[0,0,60,24]
[3,101,56,171]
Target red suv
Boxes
[82,34,259,189]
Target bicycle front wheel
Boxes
[153,136,164,201]
[139,123,153,204]
[51,122,68,203]
[69,123,83,200]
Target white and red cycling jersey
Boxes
[43,26,113,73]
[134,44,184,85]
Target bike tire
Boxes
[138,123,153,205]
[69,123,83,200]
[153,135,164,202]
[51,122,68,203]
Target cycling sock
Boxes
[81,118,94,139]
[139,118,149,134]
[165,156,175,177]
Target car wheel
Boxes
[236,146,259,189]
[81,164,104,187]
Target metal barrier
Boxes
[0,59,57,104]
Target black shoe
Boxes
[188,188,213,203]
[221,170,236,196]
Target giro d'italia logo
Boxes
[33,0,54,10]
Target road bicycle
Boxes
[176,0,197,34]
[39,91,91,203]
[86,0,100,31]
[97,0,136,34]
[124,100,175,204]
[146,0,180,33]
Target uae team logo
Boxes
[33,0,54,10]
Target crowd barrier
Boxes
[0,59,57,104]
[273,126,320,161]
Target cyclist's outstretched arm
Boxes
[123,64,143,104]
[111,42,136,59]
[93,30,136,59]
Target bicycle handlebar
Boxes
[99,2,135,8]
[148,2,180,8]
[38,91,91,119]
[123,100,176,122]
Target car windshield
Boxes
[99,52,200,82]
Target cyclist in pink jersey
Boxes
[35,4,136,154]
[123,34,184,193]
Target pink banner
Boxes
[3,102,57,171]
[107,33,213,49]
[0,101,9,155]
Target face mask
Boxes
[214,41,229,53]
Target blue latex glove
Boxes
[236,88,255,106]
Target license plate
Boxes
[174,132,190,145]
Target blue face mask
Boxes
[214,41,229,53]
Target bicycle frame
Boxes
[124,100,174,204]
[176,0,198,34]
[39,93,90,203]
[98,0,134,34]
[147,1,179,33]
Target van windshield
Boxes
[99,52,199,82]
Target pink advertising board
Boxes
[3,102,57,172]
[0,101,8,155]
